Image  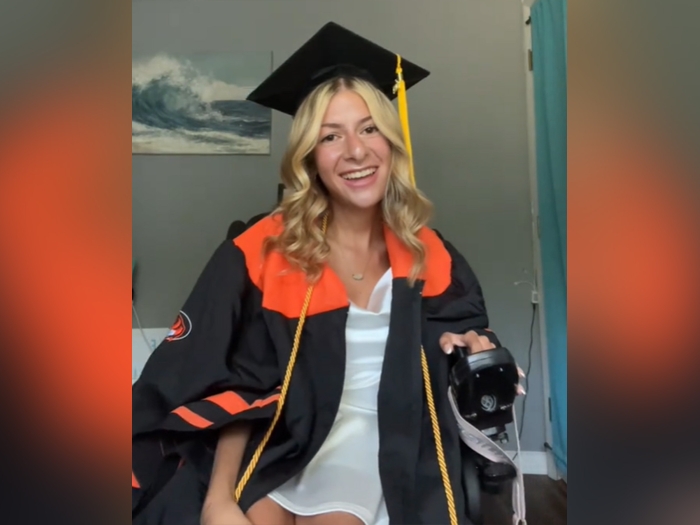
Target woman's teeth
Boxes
[341,168,376,180]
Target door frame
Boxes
[521,0,560,480]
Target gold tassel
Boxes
[393,55,416,187]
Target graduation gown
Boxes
[132,215,500,525]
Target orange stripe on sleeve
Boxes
[132,471,140,489]
[171,406,214,429]
[251,393,280,408]
[204,391,248,414]
[204,390,280,414]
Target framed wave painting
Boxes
[132,52,272,155]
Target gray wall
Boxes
[133,0,545,452]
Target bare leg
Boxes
[246,496,295,525]
[296,511,365,525]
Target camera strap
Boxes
[447,387,527,525]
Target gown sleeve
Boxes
[132,240,280,514]
[433,231,502,348]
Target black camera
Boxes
[449,346,520,493]
[449,347,520,524]
[449,346,519,441]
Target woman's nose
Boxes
[344,133,368,161]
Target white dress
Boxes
[267,268,393,525]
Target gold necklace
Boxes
[351,254,372,281]
[332,241,373,281]
[349,247,372,281]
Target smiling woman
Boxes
[317,91,398,203]
[265,74,433,289]
[320,113,383,178]
[132,22,516,525]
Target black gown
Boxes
[132,214,501,525]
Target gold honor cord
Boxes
[234,215,327,502]
[395,53,459,525]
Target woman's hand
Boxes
[440,330,527,395]
[200,494,252,525]
[439,330,495,355]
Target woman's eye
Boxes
[364,126,378,134]
[320,134,337,143]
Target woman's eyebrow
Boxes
[320,116,373,129]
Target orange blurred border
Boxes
[0,12,131,490]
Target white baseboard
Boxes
[558,469,567,483]
[504,451,549,475]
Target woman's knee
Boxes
[246,497,295,525]
[295,511,365,525]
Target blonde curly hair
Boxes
[263,76,433,284]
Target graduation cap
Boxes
[247,22,430,185]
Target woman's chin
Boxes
[329,184,387,211]
[335,194,384,211]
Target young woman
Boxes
[132,22,517,525]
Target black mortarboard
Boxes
[246,22,430,116]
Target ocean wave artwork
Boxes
[132,52,272,155]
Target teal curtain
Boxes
[531,0,567,476]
